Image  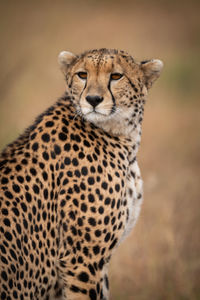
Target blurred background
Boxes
[0,0,199,299]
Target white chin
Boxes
[84,111,109,123]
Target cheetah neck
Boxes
[94,116,143,155]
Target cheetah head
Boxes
[58,49,163,136]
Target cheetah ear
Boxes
[140,59,163,89]
[58,51,77,74]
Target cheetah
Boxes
[0,48,163,300]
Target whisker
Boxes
[73,107,83,120]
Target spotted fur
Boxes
[0,48,163,300]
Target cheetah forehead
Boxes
[82,49,136,68]
[59,48,137,71]
[80,48,135,61]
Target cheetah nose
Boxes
[86,95,104,108]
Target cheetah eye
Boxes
[110,73,123,80]
[77,72,87,80]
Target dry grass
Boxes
[0,1,200,299]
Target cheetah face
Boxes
[58,49,163,134]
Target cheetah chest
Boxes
[120,159,143,243]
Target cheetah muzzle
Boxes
[0,48,163,300]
